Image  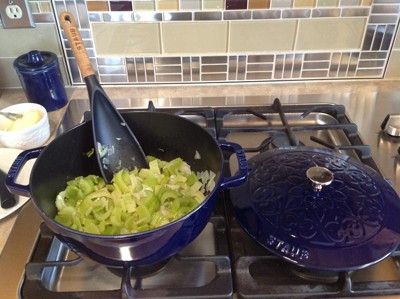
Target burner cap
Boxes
[381,114,400,137]
[271,132,301,148]
[288,264,340,284]
[108,258,171,278]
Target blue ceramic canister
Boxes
[14,50,68,112]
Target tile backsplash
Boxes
[1,0,400,87]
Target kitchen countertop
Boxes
[1,79,400,256]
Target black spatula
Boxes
[60,12,148,183]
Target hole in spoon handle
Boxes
[59,11,95,78]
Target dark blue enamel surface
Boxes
[7,112,247,267]
[230,147,400,271]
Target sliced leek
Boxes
[54,157,216,235]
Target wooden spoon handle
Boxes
[59,11,95,78]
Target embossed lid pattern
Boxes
[230,147,400,271]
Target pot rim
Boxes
[29,111,227,239]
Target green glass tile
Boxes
[180,0,201,10]
[202,0,224,10]
[29,2,40,13]
[361,0,372,6]
[296,18,367,51]
[92,23,161,55]
[162,22,227,54]
[39,1,52,12]
[294,0,315,7]
[156,0,179,10]
[270,0,292,8]
[317,0,338,7]
[134,1,156,11]
[230,20,297,52]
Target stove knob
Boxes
[381,114,400,137]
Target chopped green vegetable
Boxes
[54,157,216,235]
[85,148,95,158]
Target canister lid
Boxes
[13,50,58,73]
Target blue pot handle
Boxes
[218,141,248,190]
[6,147,44,198]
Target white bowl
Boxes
[0,103,50,149]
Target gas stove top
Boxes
[1,92,400,298]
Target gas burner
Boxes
[288,264,340,284]
[20,217,233,299]
[270,132,301,148]
[243,133,304,153]
[107,258,171,278]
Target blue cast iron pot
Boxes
[7,111,248,267]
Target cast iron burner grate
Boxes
[83,102,217,139]
[227,214,400,298]
[216,98,374,163]
[21,214,232,299]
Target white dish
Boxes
[0,148,34,220]
[0,103,50,150]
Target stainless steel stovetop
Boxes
[1,92,399,298]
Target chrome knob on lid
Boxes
[306,166,334,192]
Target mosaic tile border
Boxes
[21,0,398,24]
[50,0,400,84]
[66,52,387,84]
[85,7,372,23]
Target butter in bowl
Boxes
[0,103,50,149]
